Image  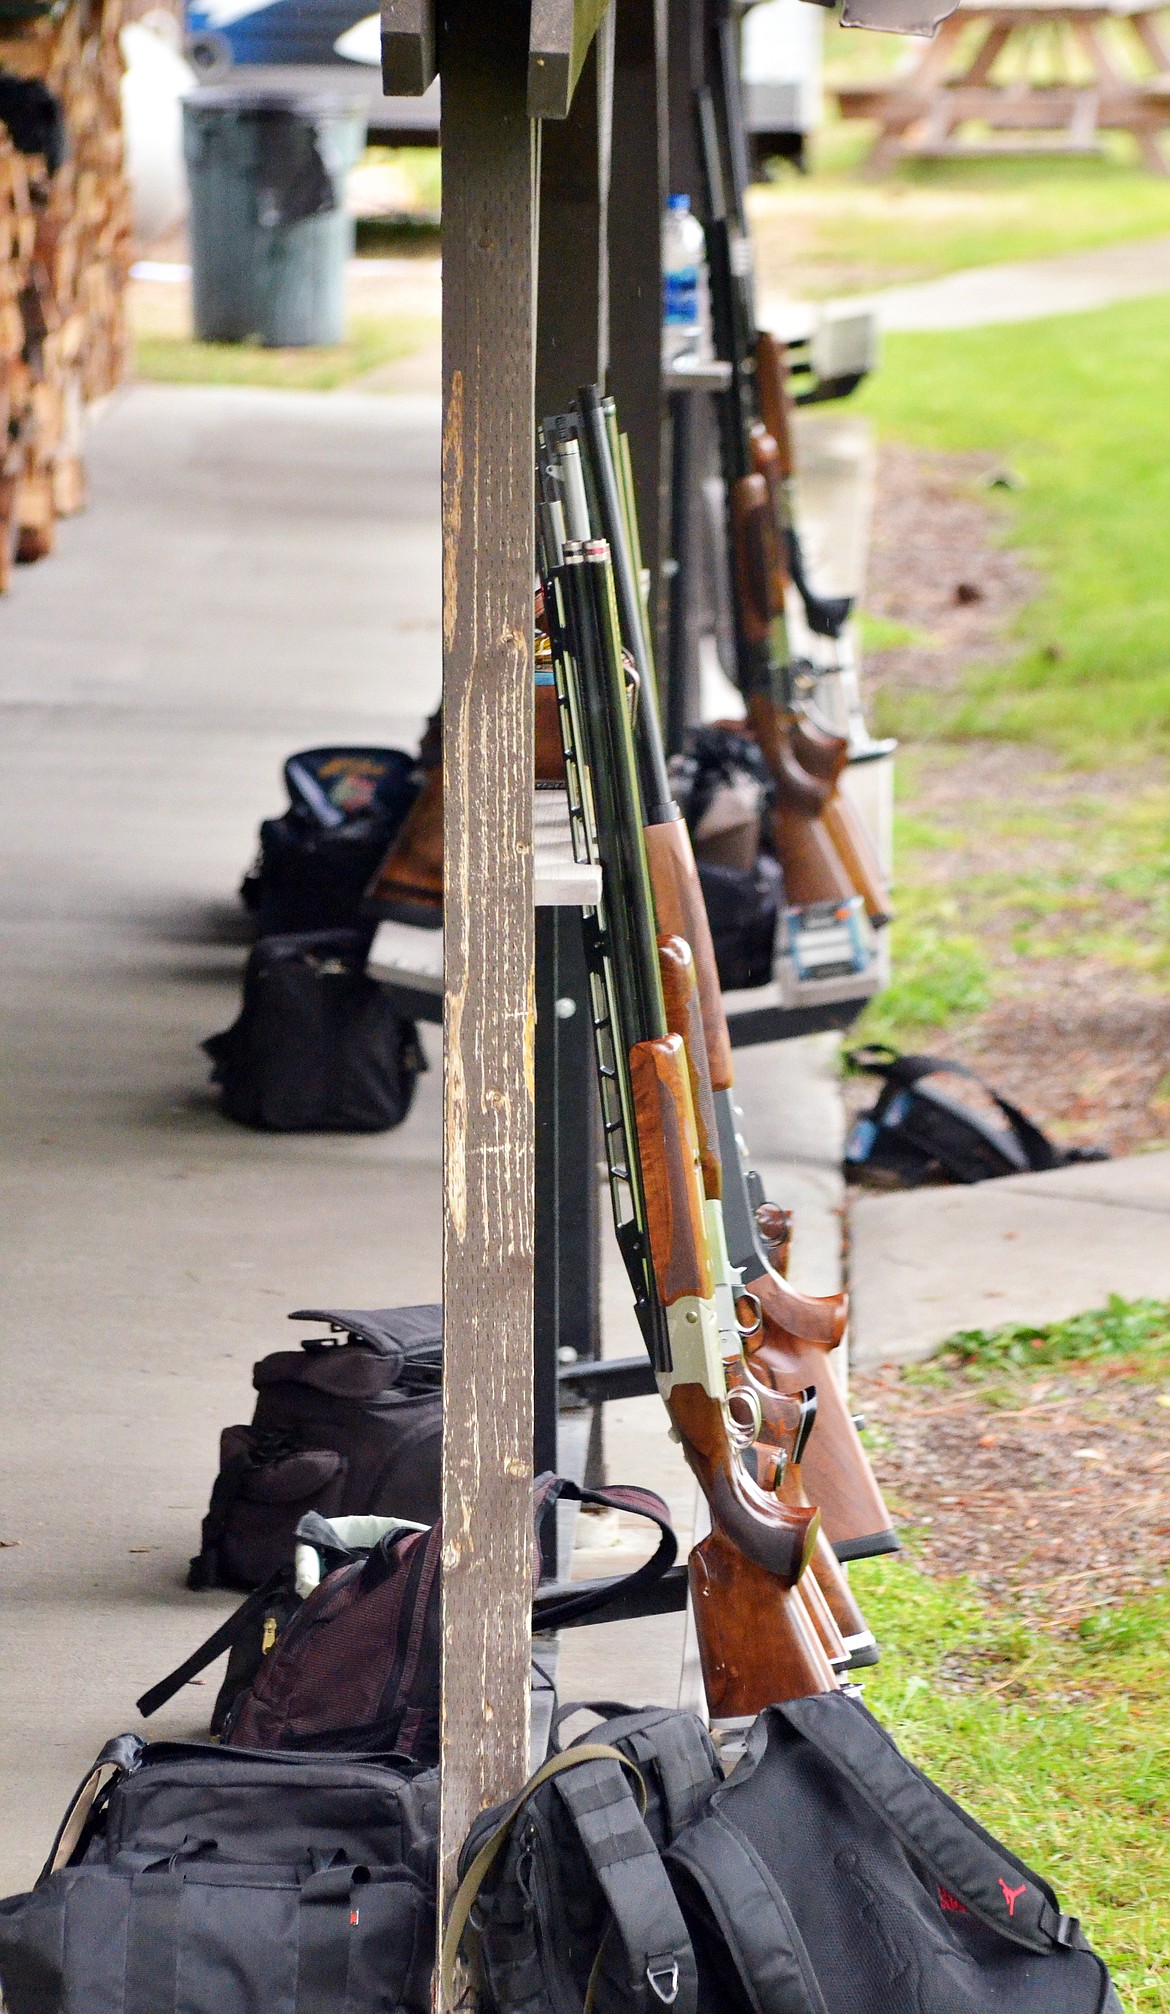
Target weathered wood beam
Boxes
[437,0,538,1939]
[381,0,437,95]
[535,4,614,419]
[529,0,613,118]
[607,0,669,660]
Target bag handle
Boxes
[775,1696,1086,1954]
[41,1733,146,1879]
[532,1479,677,1629]
[443,1744,696,2014]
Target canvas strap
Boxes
[442,1743,696,2014]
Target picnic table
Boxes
[835,0,1170,173]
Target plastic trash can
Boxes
[182,87,367,347]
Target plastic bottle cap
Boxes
[667,193,691,212]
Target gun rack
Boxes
[391,0,885,1905]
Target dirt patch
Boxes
[853,1357,1170,1632]
[863,442,1037,703]
[849,444,1170,1157]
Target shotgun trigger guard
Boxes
[725,1375,763,1447]
[735,1289,763,1341]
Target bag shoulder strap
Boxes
[550,1708,718,1839]
[136,1570,292,1719]
[41,1733,146,1880]
[443,1744,696,2014]
[849,1046,1090,1178]
[663,1809,826,2014]
[775,1696,1086,1953]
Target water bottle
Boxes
[662,193,710,370]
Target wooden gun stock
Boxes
[755,328,796,483]
[690,1531,837,1720]
[747,427,789,616]
[658,936,722,1203]
[643,817,848,1350]
[730,473,782,646]
[748,1389,875,1658]
[647,864,893,1556]
[744,1306,897,1557]
[363,760,444,924]
[789,711,892,928]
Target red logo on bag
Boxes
[999,1879,1027,1917]
[938,1886,968,1914]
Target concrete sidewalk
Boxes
[762,230,1170,336]
[850,1150,1170,1368]
[0,381,850,1892]
[0,384,444,1892]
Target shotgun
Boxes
[569,387,897,1565]
[693,97,853,912]
[539,481,841,1719]
[696,60,892,928]
[705,3,851,647]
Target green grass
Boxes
[852,1556,1170,2007]
[905,1293,1170,1379]
[749,98,1170,298]
[134,315,436,392]
[855,294,1170,755]
[851,769,1170,1046]
[850,1296,1170,2005]
[852,909,992,1046]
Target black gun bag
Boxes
[188,1304,444,1592]
[203,929,425,1134]
[0,1736,438,2014]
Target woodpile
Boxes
[0,0,132,590]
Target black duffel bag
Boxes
[188,1304,444,1592]
[203,929,425,1133]
[451,1694,1122,2014]
[0,1736,438,2014]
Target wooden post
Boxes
[536,8,614,419]
[607,0,668,658]
[438,0,538,1924]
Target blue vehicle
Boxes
[184,0,375,75]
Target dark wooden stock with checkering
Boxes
[690,1527,837,1717]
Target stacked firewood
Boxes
[0,0,132,590]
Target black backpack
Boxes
[451,1695,1121,2014]
[0,1736,438,2014]
[188,1304,444,1591]
[240,746,420,936]
[203,929,425,1133]
[844,1045,1109,1187]
[698,855,784,992]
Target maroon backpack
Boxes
[142,1476,676,1765]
